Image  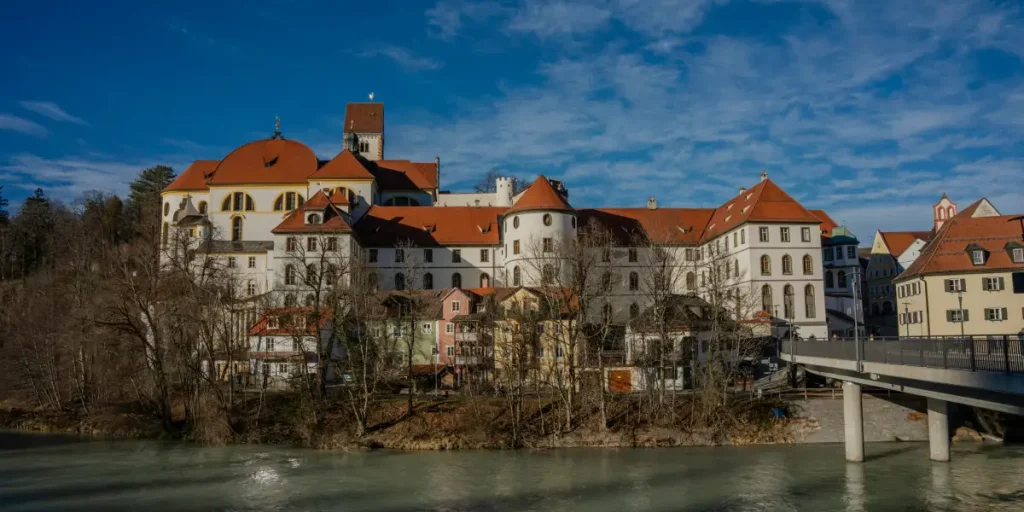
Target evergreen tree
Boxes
[125,165,175,236]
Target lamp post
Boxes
[956,289,965,339]
[901,302,910,339]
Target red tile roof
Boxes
[373,160,439,190]
[272,192,353,234]
[578,208,715,246]
[355,206,506,246]
[165,160,218,192]
[505,175,573,214]
[310,150,376,180]
[248,307,331,336]
[344,103,384,133]
[701,179,820,242]
[207,139,319,186]
[879,231,931,258]
[899,204,1023,279]
[809,209,838,238]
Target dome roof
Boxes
[207,138,319,186]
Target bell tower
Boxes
[933,193,957,231]
[342,99,384,160]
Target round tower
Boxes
[496,176,515,207]
[501,175,576,287]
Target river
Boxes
[1,432,1023,511]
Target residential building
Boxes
[893,198,1024,337]
[811,210,866,337]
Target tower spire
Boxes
[272,116,283,139]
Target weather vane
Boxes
[369,92,375,101]
[273,116,282,139]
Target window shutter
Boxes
[959,279,967,291]
[998,277,1005,290]
[944,280,952,292]
[946,310,953,322]
[1002,307,1008,320]
[963,309,970,322]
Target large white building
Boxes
[161,102,829,339]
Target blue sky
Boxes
[2,0,1023,241]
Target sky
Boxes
[1,0,1023,242]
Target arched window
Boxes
[231,216,243,241]
[161,222,169,247]
[274,192,305,211]
[938,208,945,219]
[284,293,297,307]
[629,271,639,291]
[761,285,773,313]
[513,266,521,286]
[307,213,322,225]
[451,272,462,288]
[837,271,847,288]
[222,192,255,212]
[629,303,640,320]
[423,272,433,290]
[305,294,315,307]
[760,255,771,275]
[198,201,208,215]
[825,271,834,288]
[306,264,318,285]
[783,285,795,319]
[804,285,816,318]
[480,273,490,288]
[542,265,554,285]
[803,255,813,275]
[163,202,170,216]
[395,273,406,290]
[734,259,739,278]
[513,216,520,229]
[285,265,296,285]
[543,214,552,226]
[782,254,792,275]
[947,206,954,218]
[686,271,695,290]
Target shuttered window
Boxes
[982,277,1005,291]
[944,279,966,292]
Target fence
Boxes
[782,335,1024,374]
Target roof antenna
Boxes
[369,92,375,101]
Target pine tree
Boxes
[0,185,8,225]
[125,165,175,236]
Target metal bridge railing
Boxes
[782,335,1024,374]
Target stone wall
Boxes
[789,394,929,443]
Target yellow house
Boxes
[492,287,578,387]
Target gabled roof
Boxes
[208,139,319,186]
[272,208,352,234]
[879,231,931,258]
[372,160,439,190]
[164,160,218,192]
[578,208,714,246]
[355,206,505,246]
[898,203,1024,280]
[701,178,821,242]
[505,175,573,215]
[310,150,375,180]
[344,103,384,133]
[248,307,332,336]
[809,209,838,239]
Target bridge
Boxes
[780,335,1024,463]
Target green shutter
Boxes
[1002,307,1008,320]
[944,280,952,292]
[960,278,967,291]
[999,277,1005,290]
[946,310,953,322]
[963,309,970,322]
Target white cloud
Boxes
[507,2,612,38]
[18,101,88,126]
[0,114,49,138]
[0,153,189,200]
[357,45,442,71]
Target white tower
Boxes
[496,177,515,207]
[501,176,575,287]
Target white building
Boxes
[161,102,829,339]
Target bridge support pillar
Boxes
[843,381,864,462]
[927,398,950,462]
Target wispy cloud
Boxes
[357,45,442,71]
[0,153,189,200]
[18,101,88,126]
[0,114,49,138]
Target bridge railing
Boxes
[781,335,1024,374]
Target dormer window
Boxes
[1014,248,1024,263]
[966,244,987,266]
[307,213,322,225]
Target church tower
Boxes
[933,193,957,232]
[342,101,384,160]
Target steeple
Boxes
[933,193,957,232]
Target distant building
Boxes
[810,210,865,337]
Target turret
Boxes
[496,176,515,207]
[933,193,957,232]
[502,176,575,287]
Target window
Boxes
[273,192,304,212]
[543,238,553,253]
[451,250,461,263]
[759,227,769,242]
[946,309,968,323]
[446,324,454,335]
[248,256,256,268]
[480,249,489,262]
[760,255,771,275]
[197,201,207,215]
[801,227,811,242]
[847,246,857,259]
[686,272,695,290]
[543,214,553,226]
[685,249,695,261]
[366,273,378,291]
[982,277,1005,291]
[782,255,792,275]
[247,281,257,296]
[972,250,985,265]
[802,255,813,275]
[733,232,738,247]
[629,272,639,291]
[804,285,815,318]
[306,264,318,284]
[542,264,555,284]
[1013,248,1024,263]
[451,273,462,288]
[781,227,790,242]
[447,345,454,355]
[227,257,237,268]
[395,249,405,263]
[629,303,639,320]
[513,240,520,255]
[231,217,243,241]
[513,216,520,229]
[324,265,337,285]
[423,273,433,289]
[304,294,315,307]
[740,229,746,245]
[368,249,378,263]
[286,237,297,251]
[601,272,612,291]
[945,279,965,292]
[424,249,433,263]
[307,237,317,251]
[451,300,461,313]
[725,237,729,251]
[823,248,833,262]
[395,273,406,290]
[825,272,834,288]
[761,285,773,313]
[285,265,296,285]
[513,266,521,286]
[783,285,794,319]
[163,202,170,216]
[838,271,847,288]
[480,273,490,288]
[326,237,338,251]
[628,248,637,262]
[307,213,322,225]
[984,307,1008,321]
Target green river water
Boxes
[1,432,1023,511]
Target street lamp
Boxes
[901,302,910,339]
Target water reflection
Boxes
[1,433,1023,512]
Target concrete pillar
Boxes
[843,381,864,462]
[927,398,950,462]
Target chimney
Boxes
[738,187,746,195]
[760,170,768,182]
[647,196,657,210]
[435,155,440,173]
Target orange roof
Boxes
[505,175,573,214]
[208,139,319,186]
[355,206,505,246]
[302,190,333,209]
[164,160,218,192]
[271,208,352,234]
[578,208,715,246]
[344,103,384,133]
[899,210,1024,279]
[701,178,820,242]
[310,151,375,180]
[372,160,438,190]
[880,231,930,258]
[809,209,838,238]
[248,307,332,336]
[329,189,350,205]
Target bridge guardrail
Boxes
[782,335,1024,374]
